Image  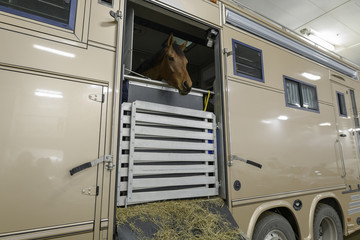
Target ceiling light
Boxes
[173,37,192,48]
[300,28,335,51]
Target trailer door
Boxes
[0,71,104,239]
[331,81,360,190]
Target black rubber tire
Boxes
[313,203,343,240]
[252,212,295,240]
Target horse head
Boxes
[138,34,192,95]
[159,34,192,95]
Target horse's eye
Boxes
[168,57,174,61]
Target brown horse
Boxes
[136,34,192,95]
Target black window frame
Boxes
[336,91,347,117]
[283,76,320,113]
[232,39,264,83]
[0,0,77,30]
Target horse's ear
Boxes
[180,41,188,51]
[167,34,175,47]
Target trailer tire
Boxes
[252,212,295,240]
[313,203,343,240]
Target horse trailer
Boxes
[1,0,360,239]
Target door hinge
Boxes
[81,186,99,196]
[89,93,104,103]
[223,48,233,57]
[110,10,122,21]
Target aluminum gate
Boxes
[117,101,218,206]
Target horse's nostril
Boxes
[183,81,191,90]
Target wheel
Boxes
[313,203,343,240]
[253,212,295,240]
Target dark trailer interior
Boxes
[122,1,220,111]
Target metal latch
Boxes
[89,93,104,103]
[81,186,99,196]
[70,155,114,176]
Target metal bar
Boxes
[133,165,216,175]
[135,113,213,130]
[134,100,214,119]
[223,48,233,166]
[127,188,218,204]
[126,102,137,204]
[132,176,216,189]
[120,153,215,164]
[135,126,214,140]
[134,139,215,151]
[124,74,215,95]
[133,152,215,162]
[108,10,123,171]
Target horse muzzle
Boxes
[179,81,192,95]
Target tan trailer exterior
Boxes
[1,0,360,239]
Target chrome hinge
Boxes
[89,93,104,103]
[110,10,122,21]
[81,186,99,196]
[228,155,233,166]
[223,48,233,57]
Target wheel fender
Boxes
[305,192,342,240]
[247,200,294,239]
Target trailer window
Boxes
[232,39,264,82]
[337,92,347,117]
[0,0,77,30]
[284,76,319,112]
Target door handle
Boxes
[230,155,262,169]
[339,133,347,137]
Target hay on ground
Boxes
[116,197,247,240]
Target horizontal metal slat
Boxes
[134,175,216,189]
[135,139,215,150]
[133,152,215,162]
[121,128,130,136]
[119,167,128,177]
[121,115,131,124]
[120,153,215,164]
[119,176,216,191]
[135,126,213,140]
[122,103,132,110]
[127,188,218,204]
[121,141,130,150]
[133,100,214,119]
[133,165,216,175]
[135,113,213,130]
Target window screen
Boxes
[337,92,347,117]
[0,0,77,30]
[284,76,319,112]
[232,39,264,82]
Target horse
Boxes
[136,34,192,95]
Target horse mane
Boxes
[135,42,185,74]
